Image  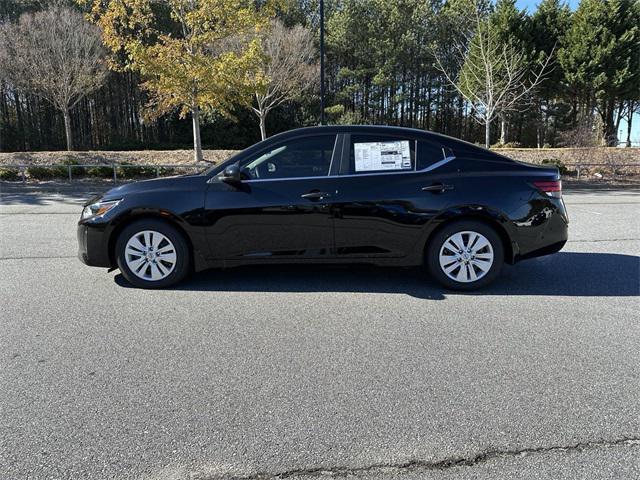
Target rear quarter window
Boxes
[416,140,450,170]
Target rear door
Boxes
[330,133,454,259]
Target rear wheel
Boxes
[427,220,504,291]
[116,219,190,289]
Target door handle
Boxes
[422,183,454,193]
[301,191,331,200]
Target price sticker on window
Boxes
[354,140,412,172]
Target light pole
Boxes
[319,0,326,125]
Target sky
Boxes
[515,0,639,145]
[515,0,580,12]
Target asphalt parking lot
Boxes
[1,183,639,480]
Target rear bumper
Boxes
[77,223,112,268]
[512,198,569,261]
[518,239,567,260]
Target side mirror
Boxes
[220,164,241,184]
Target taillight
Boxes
[533,180,562,198]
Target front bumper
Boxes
[77,222,112,268]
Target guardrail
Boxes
[1,161,639,183]
[570,162,640,180]
[1,163,205,183]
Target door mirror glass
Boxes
[220,164,242,184]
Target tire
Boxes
[115,219,191,289]
[426,220,504,291]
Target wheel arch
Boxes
[107,211,198,270]
[423,209,517,265]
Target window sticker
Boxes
[354,140,412,172]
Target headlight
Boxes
[81,199,121,220]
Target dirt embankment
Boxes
[0,149,239,167]
[1,147,638,167]
[494,147,640,166]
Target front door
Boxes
[203,134,338,262]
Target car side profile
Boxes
[78,125,568,290]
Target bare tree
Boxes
[252,20,317,140]
[433,6,552,148]
[620,99,639,147]
[0,5,107,150]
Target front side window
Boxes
[241,135,336,180]
[348,135,416,174]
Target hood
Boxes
[100,174,205,200]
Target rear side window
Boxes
[348,135,416,174]
[416,140,450,170]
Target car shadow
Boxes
[114,252,639,299]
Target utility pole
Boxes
[319,0,326,125]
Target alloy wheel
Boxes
[438,230,494,283]
[124,230,177,281]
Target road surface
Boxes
[1,183,639,479]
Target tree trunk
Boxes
[499,114,506,145]
[485,118,491,149]
[614,103,623,134]
[627,106,634,147]
[601,98,617,146]
[63,108,73,151]
[14,91,25,150]
[192,106,203,163]
[536,104,543,149]
[259,110,267,141]
[426,79,432,130]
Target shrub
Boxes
[159,166,175,176]
[26,166,56,179]
[25,161,83,179]
[491,141,522,149]
[541,158,569,175]
[0,167,21,181]
[60,158,86,177]
[116,163,155,179]
[50,165,69,177]
[87,165,114,178]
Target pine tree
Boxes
[559,0,640,145]
[531,0,571,146]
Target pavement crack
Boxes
[218,437,640,480]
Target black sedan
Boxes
[78,126,568,290]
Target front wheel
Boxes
[426,220,504,291]
[116,219,191,289]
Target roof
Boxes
[266,125,493,156]
[269,124,434,138]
